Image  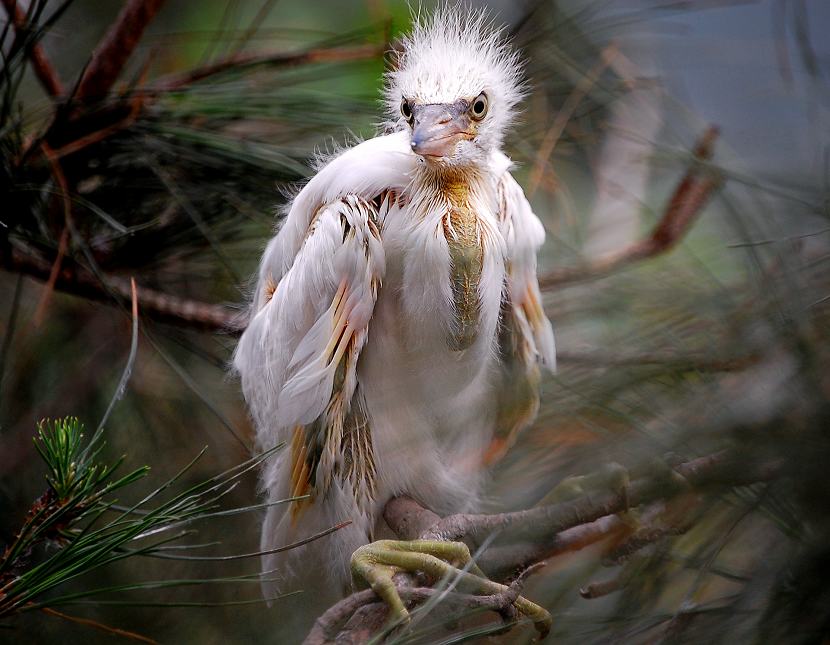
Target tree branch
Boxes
[75,0,166,102]
[151,42,386,92]
[2,245,243,332]
[311,451,782,643]
[1,0,64,96]
[538,126,722,290]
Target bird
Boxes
[233,6,556,632]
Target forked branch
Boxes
[1,0,64,96]
[308,450,781,643]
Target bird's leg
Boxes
[350,539,552,636]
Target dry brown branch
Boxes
[304,585,520,645]
[538,126,722,290]
[32,142,71,325]
[152,42,386,92]
[311,451,782,643]
[2,245,242,332]
[1,0,64,96]
[304,563,545,645]
[413,451,776,555]
[75,0,166,102]
[579,575,624,599]
[41,607,158,644]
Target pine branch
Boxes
[75,0,166,102]
[308,451,783,643]
[1,0,64,96]
[151,42,386,92]
[2,245,242,332]
[538,126,722,290]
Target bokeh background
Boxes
[2,0,829,643]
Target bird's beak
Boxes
[410,103,474,159]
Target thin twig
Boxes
[151,42,385,92]
[41,606,158,644]
[33,142,72,326]
[528,43,618,198]
[1,0,64,96]
[76,0,166,101]
[538,126,722,290]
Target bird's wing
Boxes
[234,193,388,516]
[258,130,414,291]
[486,168,556,464]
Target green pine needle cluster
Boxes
[0,416,284,620]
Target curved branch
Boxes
[151,42,386,92]
[538,126,722,290]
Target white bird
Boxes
[234,6,555,631]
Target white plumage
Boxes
[233,7,555,599]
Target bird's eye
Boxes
[401,99,413,121]
[470,93,489,120]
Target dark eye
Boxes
[470,92,488,120]
[400,99,413,121]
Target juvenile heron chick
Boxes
[234,7,555,633]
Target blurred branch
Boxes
[2,245,242,332]
[539,126,722,290]
[305,582,526,645]
[557,349,760,372]
[310,451,782,642]
[152,42,386,92]
[1,0,64,96]
[40,607,158,644]
[528,43,619,198]
[75,0,166,102]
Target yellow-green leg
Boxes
[350,539,552,636]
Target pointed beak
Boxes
[410,103,474,159]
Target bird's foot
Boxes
[350,539,551,637]
[541,462,631,509]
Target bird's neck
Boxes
[418,164,489,205]
[413,163,495,352]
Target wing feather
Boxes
[486,170,556,464]
[234,195,384,515]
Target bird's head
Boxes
[384,7,524,170]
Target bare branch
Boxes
[2,245,242,332]
[151,42,385,93]
[76,0,166,102]
[1,0,64,96]
[304,584,532,645]
[312,451,783,643]
[539,126,722,290]
[41,606,158,644]
[416,451,777,555]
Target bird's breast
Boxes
[442,180,484,351]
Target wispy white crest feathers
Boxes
[384,5,524,149]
